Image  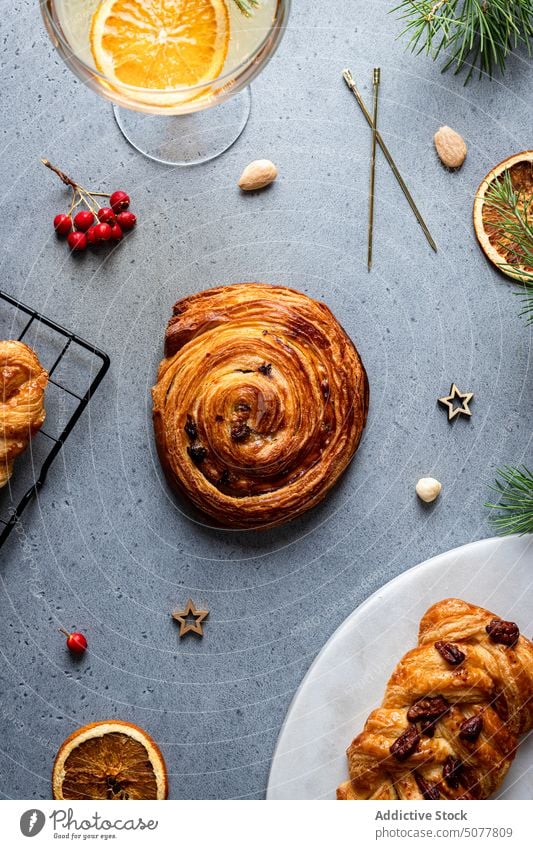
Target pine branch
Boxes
[486,466,533,535]
[483,169,533,323]
[232,0,260,16]
[393,0,533,82]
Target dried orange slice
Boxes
[52,720,168,800]
[90,0,230,103]
[473,151,533,283]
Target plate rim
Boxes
[266,533,529,799]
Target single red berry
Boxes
[53,213,72,236]
[117,210,136,231]
[110,190,130,213]
[109,223,123,241]
[67,632,88,654]
[74,210,95,232]
[60,629,87,655]
[94,222,112,241]
[67,231,87,251]
[86,225,100,245]
[97,207,116,225]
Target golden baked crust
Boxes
[152,283,369,529]
[337,598,533,800]
[1,340,48,488]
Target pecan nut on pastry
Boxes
[1,340,48,488]
[337,598,533,800]
[152,283,369,530]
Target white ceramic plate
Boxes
[267,536,533,800]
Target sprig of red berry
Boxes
[42,158,137,253]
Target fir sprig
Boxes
[483,169,533,323]
[393,1,533,82]
[486,466,533,535]
[232,0,260,16]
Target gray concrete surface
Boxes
[0,0,531,799]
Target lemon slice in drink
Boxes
[90,0,230,107]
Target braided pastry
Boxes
[152,283,369,529]
[1,341,48,488]
[337,598,533,800]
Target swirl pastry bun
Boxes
[152,283,369,529]
[1,340,48,488]
[337,598,533,800]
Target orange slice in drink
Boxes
[90,0,230,106]
[52,720,168,800]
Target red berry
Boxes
[74,210,95,232]
[97,207,116,225]
[86,225,100,245]
[67,231,87,251]
[117,211,136,231]
[60,629,87,655]
[110,190,130,213]
[53,213,72,236]
[94,222,112,241]
[109,223,123,241]
[67,632,88,654]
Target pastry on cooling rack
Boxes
[337,598,533,800]
[152,283,369,530]
[1,340,48,488]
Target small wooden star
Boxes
[438,383,474,421]
[172,599,209,637]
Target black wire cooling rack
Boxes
[0,290,110,548]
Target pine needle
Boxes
[232,0,260,16]
[483,169,533,324]
[393,0,533,82]
[486,466,533,535]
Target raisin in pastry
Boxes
[152,283,369,529]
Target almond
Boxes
[434,126,467,169]
[238,159,278,191]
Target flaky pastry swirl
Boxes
[1,340,48,488]
[152,284,369,529]
[337,598,533,800]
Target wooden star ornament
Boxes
[438,383,474,421]
[172,599,209,637]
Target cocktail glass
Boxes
[41,0,290,165]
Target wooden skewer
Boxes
[343,69,437,254]
[367,68,380,271]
